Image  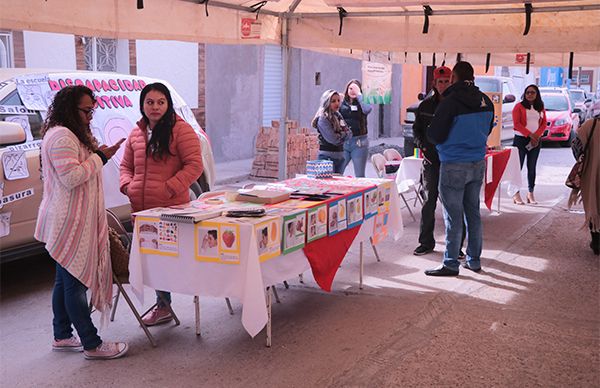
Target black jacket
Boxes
[413,93,441,165]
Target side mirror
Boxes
[573,108,582,113]
[0,121,27,146]
[585,98,592,103]
[503,94,516,103]
[417,93,425,101]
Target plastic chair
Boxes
[383,148,402,161]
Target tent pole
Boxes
[279,16,290,180]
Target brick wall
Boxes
[74,36,87,70]
[191,43,206,129]
[12,30,25,68]
[129,40,137,75]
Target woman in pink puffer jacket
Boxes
[120,82,203,326]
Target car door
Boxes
[0,88,45,253]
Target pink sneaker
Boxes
[52,336,83,352]
[84,342,128,360]
[142,306,173,326]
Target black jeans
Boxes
[513,135,541,193]
[418,159,440,249]
[418,159,465,250]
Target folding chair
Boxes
[105,209,173,347]
[382,148,402,162]
[371,153,419,222]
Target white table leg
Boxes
[359,242,364,290]
[266,287,272,348]
[194,296,201,336]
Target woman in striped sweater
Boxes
[35,86,128,360]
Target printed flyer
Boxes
[282,211,306,254]
[346,192,364,229]
[255,217,282,262]
[137,217,179,256]
[306,204,328,242]
[364,187,379,219]
[328,198,347,236]
[195,220,241,264]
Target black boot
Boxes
[591,231,599,256]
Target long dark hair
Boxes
[42,86,98,151]
[520,84,544,112]
[140,82,176,160]
[343,79,367,133]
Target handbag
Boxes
[108,227,130,279]
[566,119,597,190]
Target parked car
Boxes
[402,75,518,156]
[539,91,579,146]
[567,89,588,124]
[585,91,600,119]
[0,69,215,262]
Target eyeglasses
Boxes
[525,91,537,95]
[78,108,95,116]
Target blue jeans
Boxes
[52,262,102,350]
[317,153,345,174]
[438,161,486,271]
[513,135,541,193]
[342,135,370,177]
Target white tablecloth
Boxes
[128,182,403,338]
[394,147,523,207]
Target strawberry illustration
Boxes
[222,230,236,248]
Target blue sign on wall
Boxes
[540,67,564,87]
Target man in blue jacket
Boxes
[424,61,494,276]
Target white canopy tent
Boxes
[2,0,599,177]
[2,0,599,66]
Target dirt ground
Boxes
[1,147,598,387]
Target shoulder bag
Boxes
[566,119,597,190]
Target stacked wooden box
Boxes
[250,120,319,180]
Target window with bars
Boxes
[83,37,117,72]
[0,31,14,68]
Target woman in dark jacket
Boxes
[312,89,352,174]
[339,79,372,177]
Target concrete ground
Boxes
[1,145,599,387]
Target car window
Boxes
[542,94,569,111]
[475,79,500,93]
[568,90,585,103]
[502,82,512,98]
[0,90,44,141]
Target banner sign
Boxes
[361,61,392,105]
[14,72,206,209]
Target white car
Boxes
[0,69,215,262]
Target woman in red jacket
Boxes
[511,84,547,205]
[120,82,203,326]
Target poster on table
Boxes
[14,72,205,210]
[255,217,281,262]
[282,211,306,254]
[328,198,348,236]
[363,187,379,219]
[372,181,393,244]
[136,217,179,256]
[484,91,502,147]
[306,204,328,242]
[346,192,364,229]
[361,61,392,105]
[195,220,241,264]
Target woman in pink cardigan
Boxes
[120,82,203,326]
[511,84,548,205]
[35,86,128,360]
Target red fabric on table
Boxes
[484,149,511,210]
[302,226,361,292]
